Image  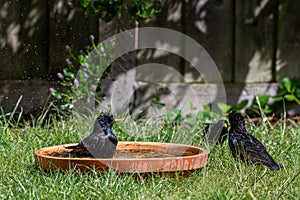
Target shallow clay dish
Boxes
[34,141,208,173]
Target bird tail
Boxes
[266,160,281,170]
[64,144,79,150]
[63,142,93,158]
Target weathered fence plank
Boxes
[185,0,234,83]
[136,0,184,82]
[0,0,300,117]
[276,0,300,80]
[48,1,98,77]
[0,79,60,116]
[235,0,275,83]
[0,0,48,80]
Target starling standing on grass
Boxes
[64,112,122,158]
[226,112,281,170]
[204,120,229,146]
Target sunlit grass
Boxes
[0,112,299,199]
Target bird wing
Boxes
[64,141,86,151]
[67,141,87,152]
[83,133,116,158]
[64,127,116,158]
[229,128,247,159]
[243,134,279,167]
[63,140,92,157]
[229,128,263,156]
[64,132,100,154]
[82,133,101,151]
[231,130,279,169]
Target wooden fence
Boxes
[0,0,299,115]
[139,0,300,83]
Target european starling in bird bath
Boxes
[226,112,281,170]
[204,120,229,146]
[64,112,122,158]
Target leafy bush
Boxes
[275,77,300,105]
[207,77,300,117]
[71,0,164,22]
[73,0,121,22]
[50,36,112,110]
[126,0,163,21]
[51,1,165,112]
[245,94,273,116]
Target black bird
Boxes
[227,112,280,170]
[64,112,122,158]
[204,120,229,146]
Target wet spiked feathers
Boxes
[228,112,245,130]
[65,112,121,158]
[227,112,281,170]
[96,112,116,132]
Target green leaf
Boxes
[197,111,211,122]
[52,91,61,99]
[173,109,182,123]
[273,96,284,102]
[155,103,165,109]
[256,94,270,107]
[173,109,181,117]
[77,0,90,8]
[280,77,293,93]
[284,94,295,101]
[251,104,259,110]
[152,97,159,103]
[235,100,248,110]
[77,55,85,65]
[262,106,272,114]
[203,104,211,112]
[164,111,172,122]
[217,102,232,114]
[295,88,300,98]
[126,0,163,21]
[188,102,196,110]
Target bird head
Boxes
[220,119,229,129]
[205,120,228,132]
[226,111,245,128]
[94,112,122,133]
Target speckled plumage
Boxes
[228,112,280,170]
[65,112,118,158]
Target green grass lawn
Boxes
[0,113,299,199]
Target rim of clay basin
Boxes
[35,141,209,173]
[35,142,208,160]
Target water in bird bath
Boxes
[49,145,201,159]
[114,147,200,159]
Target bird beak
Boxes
[223,113,229,117]
[114,119,122,123]
[223,123,228,128]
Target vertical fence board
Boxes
[101,7,136,79]
[136,0,184,82]
[0,0,299,83]
[276,0,300,80]
[0,0,48,80]
[235,0,275,83]
[48,1,98,77]
[184,0,233,83]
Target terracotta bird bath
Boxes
[34,141,208,173]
